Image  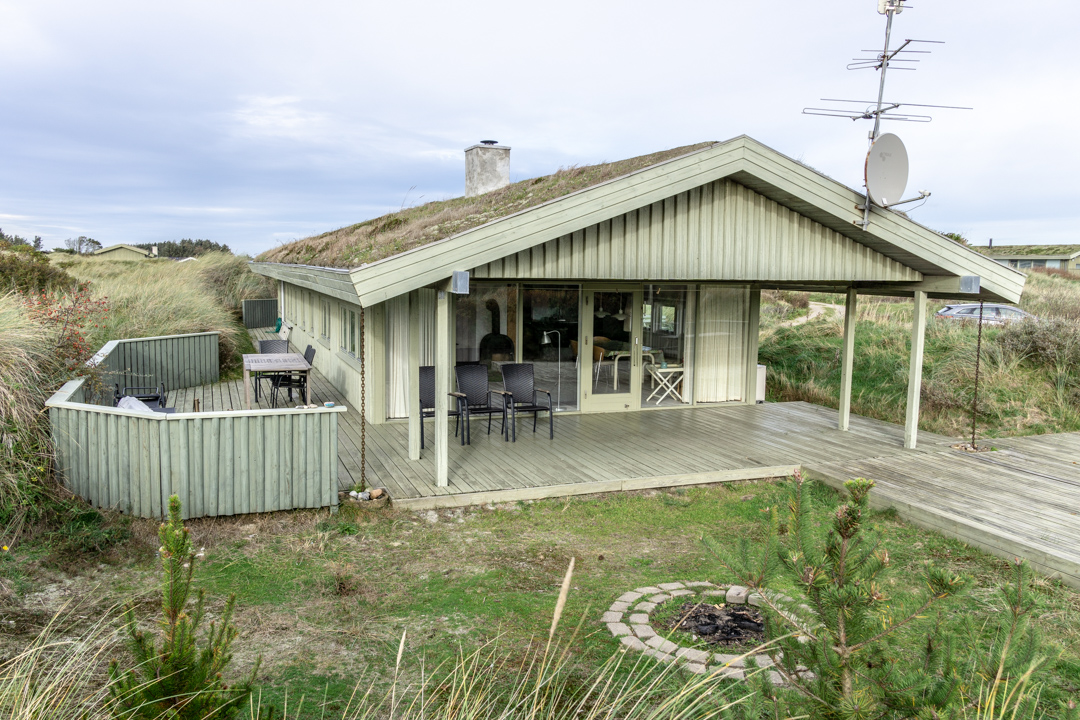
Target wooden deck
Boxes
[805,434,1080,590]
[190,329,1080,589]
[360,401,955,507]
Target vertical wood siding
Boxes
[470,180,922,283]
[242,298,279,328]
[48,384,340,520]
[89,332,219,402]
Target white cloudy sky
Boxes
[1,0,1076,256]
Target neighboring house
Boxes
[251,136,1024,487]
[93,244,157,260]
[979,244,1080,271]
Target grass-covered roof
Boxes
[976,244,1080,257]
[256,142,716,270]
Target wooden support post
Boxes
[744,288,761,404]
[435,286,451,486]
[904,290,927,449]
[839,288,858,431]
[363,303,387,425]
[408,290,421,461]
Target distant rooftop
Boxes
[256,143,716,270]
[977,244,1080,258]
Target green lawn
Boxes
[4,479,1079,717]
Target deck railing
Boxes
[87,331,220,403]
[242,298,279,329]
[46,332,343,519]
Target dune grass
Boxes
[0,293,64,539]
[54,253,275,375]
[0,607,121,720]
[760,271,1080,439]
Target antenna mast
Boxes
[803,0,970,228]
[863,0,901,228]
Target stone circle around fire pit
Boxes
[603,581,790,682]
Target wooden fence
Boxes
[242,299,279,329]
[88,332,219,403]
[47,332,343,519]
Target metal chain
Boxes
[970,300,984,449]
[359,305,367,490]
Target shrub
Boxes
[109,495,259,720]
[49,505,131,557]
[0,243,79,294]
[24,287,110,372]
[780,290,809,309]
[996,317,1080,368]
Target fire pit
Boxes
[601,580,789,683]
[661,601,765,648]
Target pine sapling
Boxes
[705,473,968,720]
[109,495,260,720]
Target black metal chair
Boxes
[271,345,315,408]
[454,364,509,444]
[114,383,174,413]
[419,365,468,449]
[253,338,290,401]
[258,339,289,354]
[114,383,168,408]
[499,363,553,441]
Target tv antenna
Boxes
[803,0,971,228]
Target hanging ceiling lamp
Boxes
[595,293,610,318]
[613,293,627,322]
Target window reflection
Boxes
[522,286,579,411]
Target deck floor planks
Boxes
[167,328,1080,588]
[818,455,1080,547]
[805,438,1080,589]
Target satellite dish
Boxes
[864,133,909,207]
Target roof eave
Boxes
[258,135,1026,306]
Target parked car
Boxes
[935,303,1034,325]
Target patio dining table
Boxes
[243,353,312,409]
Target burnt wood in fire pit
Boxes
[662,601,765,647]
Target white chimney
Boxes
[151,245,158,257]
[465,140,510,197]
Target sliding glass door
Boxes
[581,288,642,413]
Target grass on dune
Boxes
[0,292,64,539]
[53,253,275,375]
[760,271,1080,438]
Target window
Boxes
[348,310,358,356]
[321,300,331,339]
[340,307,348,350]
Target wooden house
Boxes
[980,244,1080,271]
[93,243,156,260]
[251,136,1024,488]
